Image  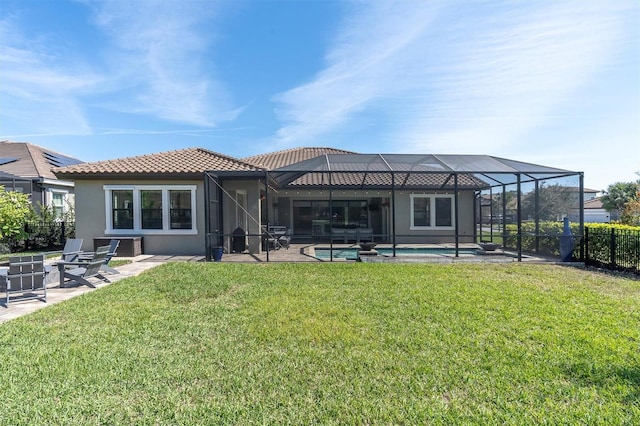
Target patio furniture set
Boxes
[0,238,120,307]
[265,226,292,250]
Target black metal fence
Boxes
[584,226,640,274]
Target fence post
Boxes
[610,227,616,268]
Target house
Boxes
[0,141,83,217]
[583,197,612,223]
[52,148,264,256]
[52,146,584,259]
[583,188,600,201]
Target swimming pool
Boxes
[313,247,479,260]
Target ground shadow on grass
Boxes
[563,363,640,404]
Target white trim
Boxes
[103,184,197,235]
[48,188,70,216]
[409,193,455,230]
[40,178,75,188]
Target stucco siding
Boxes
[392,191,475,243]
[74,179,206,255]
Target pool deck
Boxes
[220,243,556,263]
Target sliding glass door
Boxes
[292,200,369,240]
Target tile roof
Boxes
[285,171,482,189]
[0,140,83,180]
[243,147,356,170]
[584,197,604,209]
[53,147,263,178]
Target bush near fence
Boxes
[503,221,582,258]
[584,223,640,274]
[22,221,75,251]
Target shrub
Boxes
[503,220,581,257]
[0,187,34,251]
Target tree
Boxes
[620,199,640,226]
[520,184,576,221]
[618,181,640,226]
[0,186,34,252]
[601,181,640,213]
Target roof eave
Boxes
[53,172,209,180]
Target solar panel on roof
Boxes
[42,152,83,167]
[0,157,19,166]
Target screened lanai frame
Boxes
[205,154,584,261]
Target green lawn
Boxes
[0,263,638,424]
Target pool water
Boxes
[314,247,479,260]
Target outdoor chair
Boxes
[61,245,111,288]
[78,239,120,274]
[0,254,47,306]
[60,238,84,262]
[266,226,291,250]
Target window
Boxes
[141,190,162,229]
[51,191,66,219]
[410,194,454,229]
[412,197,430,227]
[170,190,192,230]
[435,197,452,227]
[104,185,197,234]
[112,190,134,229]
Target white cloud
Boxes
[0,19,100,136]
[272,0,442,144]
[89,0,236,126]
[401,1,635,153]
[0,1,236,139]
[272,0,638,156]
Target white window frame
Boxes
[49,189,69,218]
[104,185,197,235]
[409,194,455,230]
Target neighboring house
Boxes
[583,188,600,201]
[583,197,613,223]
[0,141,83,217]
[53,146,583,257]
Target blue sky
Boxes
[1,0,638,191]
